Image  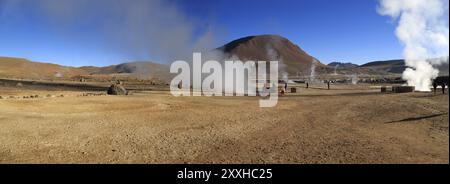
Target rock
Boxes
[0,96,4,99]
[46,94,57,98]
[16,82,23,87]
[107,84,127,95]
[291,88,297,93]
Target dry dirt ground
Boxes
[0,84,448,163]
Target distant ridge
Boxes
[359,59,449,75]
[0,57,170,81]
[328,62,359,69]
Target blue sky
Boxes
[0,0,403,66]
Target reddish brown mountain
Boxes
[217,35,328,76]
[0,57,88,79]
[0,57,170,81]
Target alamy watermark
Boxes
[170,52,279,107]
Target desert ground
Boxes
[0,81,448,163]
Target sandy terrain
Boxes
[0,83,448,163]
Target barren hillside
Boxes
[216,35,329,76]
[0,57,170,81]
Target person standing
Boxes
[327,81,330,90]
[433,81,438,94]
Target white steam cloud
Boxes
[377,0,449,91]
[0,0,222,64]
[309,59,318,82]
[333,64,339,75]
[265,44,288,82]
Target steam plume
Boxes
[265,44,288,82]
[0,0,221,64]
[309,59,318,82]
[334,64,339,75]
[378,0,449,91]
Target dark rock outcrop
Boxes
[107,84,127,95]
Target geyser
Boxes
[378,0,449,91]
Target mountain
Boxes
[80,61,171,80]
[359,59,406,74]
[0,57,170,81]
[0,57,88,79]
[359,59,449,76]
[216,35,328,76]
[328,62,359,69]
